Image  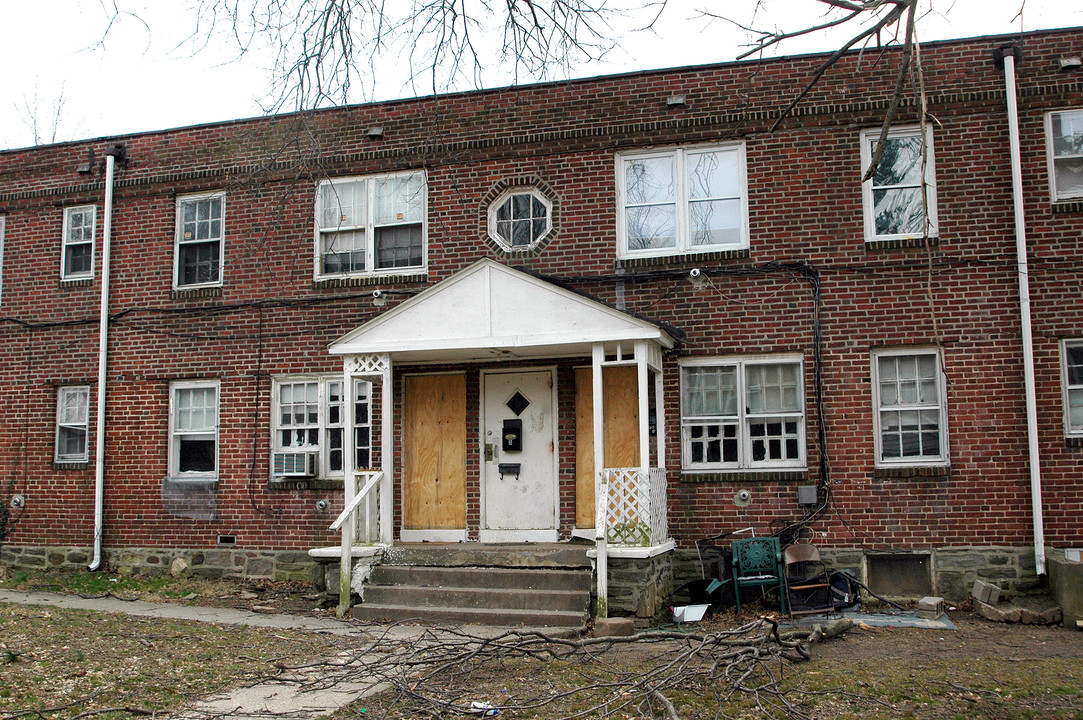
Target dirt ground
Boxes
[1,570,1081,719]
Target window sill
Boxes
[617,247,750,269]
[52,461,89,471]
[870,465,950,479]
[313,272,427,289]
[1051,200,1083,214]
[59,278,94,289]
[171,286,223,300]
[864,236,940,251]
[268,477,344,491]
[680,469,807,483]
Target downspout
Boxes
[89,144,125,571]
[997,46,1046,577]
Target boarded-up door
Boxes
[403,374,466,532]
[574,366,639,528]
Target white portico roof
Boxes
[329,259,676,363]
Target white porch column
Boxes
[654,358,666,470]
[380,355,393,544]
[592,342,608,618]
[635,340,650,474]
[340,357,358,616]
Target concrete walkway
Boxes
[0,589,425,719]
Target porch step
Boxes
[353,544,593,628]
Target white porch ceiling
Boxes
[329,259,676,363]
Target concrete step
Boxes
[382,542,592,569]
[352,603,589,628]
[363,584,588,612]
[370,565,592,592]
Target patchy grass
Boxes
[0,603,349,719]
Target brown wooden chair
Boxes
[783,544,833,618]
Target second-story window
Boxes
[61,205,96,280]
[1046,109,1083,202]
[617,143,748,259]
[860,126,938,242]
[315,171,426,279]
[174,193,224,289]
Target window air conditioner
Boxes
[273,451,318,477]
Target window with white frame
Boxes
[0,215,5,305]
[174,194,224,288]
[315,171,426,278]
[617,144,748,258]
[169,380,219,480]
[1046,109,1083,202]
[55,385,90,463]
[680,357,805,470]
[61,206,95,280]
[487,189,552,251]
[272,377,372,478]
[860,126,938,241]
[1060,339,1083,436]
[872,349,948,465]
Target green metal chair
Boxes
[731,536,787,614]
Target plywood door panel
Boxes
[403,374,466,530]
[574,365,640,528]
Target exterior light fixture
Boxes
[666,95,687,108]
[1059,56,1082,71]
[76,149,97,174]
[688,267,705,289]
[367,126,384,139]
[372,289,387,307]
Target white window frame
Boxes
[272,375,373,478]
[680,355,806,471]
[61,205,96,281]
[173,192,225,290]
[1060,339,1083,437]
[313,170,427,280]
[860,125,938,242]
[0,215,5,306]
[1045,109,1083,202]
[486,188,553,251]
[871,348,948,467]
[168,380,220,481]
[616,143,749,259]
[55,385,91,463]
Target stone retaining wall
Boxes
[1,544,319,584]
[603,553,674,619]
[670,545,1041,603]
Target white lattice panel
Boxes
[604,468,650,546]
[649,467,668,545]
[345,354,390,376]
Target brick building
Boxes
[0,26,1081,618]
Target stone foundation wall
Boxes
[671,545,1041,603]
[602,553,674,619]
[1,544,319,584]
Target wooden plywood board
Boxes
[403,374,467,530]
[575,365,640,528]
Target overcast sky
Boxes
[1,0,1079,151]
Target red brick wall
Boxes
[0,28,1080,562]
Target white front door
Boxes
[481,369,558,542]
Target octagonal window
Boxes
[488,189,552,251]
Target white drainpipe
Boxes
[1000,47,1046,576]
[89,148,120,571]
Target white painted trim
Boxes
[60,205,96,281]
[587,539,676,559]
[486,187,554,251]
[54,385,91,463]
[859,124,938,243]
[399,529,467,543]
[480,529,559,543]
[167,379,221,481]
[1060,339,1083,437]
[870,347,950,468]
[309,544,387,559]
[1044,108,1083,203]
[173,191,226,290]
[615,142,750,260]
[312,170,428,281]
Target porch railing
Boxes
[601,467,668,547]
[329,470,383,616]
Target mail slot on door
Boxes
[502,418,523,452]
